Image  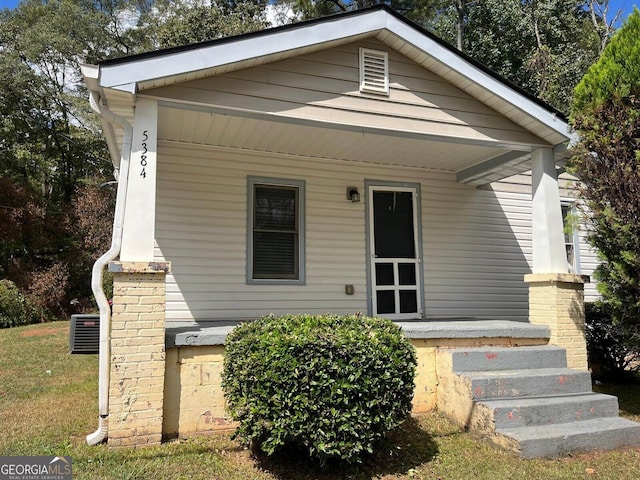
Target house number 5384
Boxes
[140,130,149,178]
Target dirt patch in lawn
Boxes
[20,327,61,338]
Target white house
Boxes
[81,6,639,457]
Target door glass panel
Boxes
[398,263,416,286]
[375,263,394,286]
[399,290,417,314]
[376,290,395,314]
[370,187,421,318]
[373,191,415,258]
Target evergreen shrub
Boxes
[222,313,417,464]
[570,9,640,337]
[586,302,640,382]
[0,279,42,328]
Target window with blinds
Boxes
[248,177,305,283]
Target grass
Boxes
[0,321,639,479]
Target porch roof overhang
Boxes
[82,5,576,186]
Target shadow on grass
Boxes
[594,381,640,418]
[252,417,439,480]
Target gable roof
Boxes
[82,6,576,185]
[102,6,565,118]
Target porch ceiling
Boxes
[156,105,534,184]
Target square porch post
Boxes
[106,98,171,446]
[525,147,589,370]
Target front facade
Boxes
[83,6,598,449]
[153,144,598,325]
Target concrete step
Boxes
[463,368,593,400]
[436,345,640,458]
[446,345,567,373]
[496,417,640,458]
[472,393,620,430]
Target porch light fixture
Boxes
[347,187,360,203]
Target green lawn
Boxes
[1,321,639,479]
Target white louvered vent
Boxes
[359,48,389,95]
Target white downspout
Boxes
[86,91,134,445]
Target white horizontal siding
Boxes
[423,182,532,321]
[155,142,540,324]
[576,221,601,302]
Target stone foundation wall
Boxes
[163,346,231,437]
[163,336,548,438]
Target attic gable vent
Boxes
[359,48,389,95]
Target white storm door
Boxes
[368,186,422,320]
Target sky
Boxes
[0,0,637,25]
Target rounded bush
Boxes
[222,313,417,463]
[0,279,42,329]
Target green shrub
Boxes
[222,313,417,464]
[0,279,42,328]
[570,10,640,337]
[585,302,640,383]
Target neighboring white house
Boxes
[80,5,610,451]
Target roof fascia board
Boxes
[380,15,573,143]
[80,63,99,91]
[98,10,388,90]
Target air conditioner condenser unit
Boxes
[69,314,100,354]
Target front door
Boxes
[368,185,422,320]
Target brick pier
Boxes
[525,273,589,370]
[107,261,170,447]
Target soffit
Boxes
[156,105,515,176]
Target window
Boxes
[561,202,581,273]
[359,48,389,95]
[247,177,305,283]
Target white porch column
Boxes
[531,147,568,274]
[527,147,588,370]
[121,98,158,262]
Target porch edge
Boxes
[165,319,551,348]
[109,260,172,274]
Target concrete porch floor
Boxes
[165,318,550,347]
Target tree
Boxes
[588,0,623,54]
[0,1,120,201]
[431,0,602,114]
[283,0,442,26]
[0,0,119,319]
[0,0,273,322]
[570,9,640,341]
[145,0,268,49]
